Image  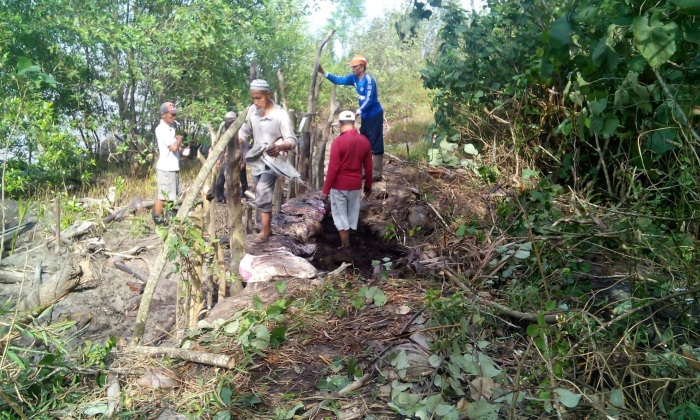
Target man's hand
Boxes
[321,193,329,203]
[266,142,288,157]
[317,63,324,74]
[363,189,371,200]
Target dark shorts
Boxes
[360,110,384,155]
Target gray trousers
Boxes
[253,173,277,213]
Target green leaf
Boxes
[252,295,263,310]
[373,290,388,307]
[223,320,240,335]
[391,380,412,391]
[250,325,270,349]
[455,224,467,237]
[608,388,625,410]
[391,350,411,371]
[212,411,231,420]
[429,354,444,367]
[16,57,41,75]
[633,14,678,67]
[526,324,540,338]
[6,350,26,369]
[316,375,352,391]
[588,98,607,116]
[522,168,539,180]
[220,386,233,406]
[514,242,532,259]
[548,17,572,48]
[478,352,502,378]
[285,403,304,419]
[465,400,500,420]
[645,129,677,155]
[463,143,479,156]
[270,325,287,346]
[275,281,287,294]
[671,0,700,14]
[83,404,109,416]
[555,388,582,408]
[435,403,460,419]
[602,116,619,138]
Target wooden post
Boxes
[287,109,298,199]
[132,113,246,345]
[225,132,244,296]
[299,29,335,193]
[55,196,61,254]
[314,84,337,189]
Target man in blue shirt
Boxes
[318,55,384,181]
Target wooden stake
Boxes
[55,196,60,254]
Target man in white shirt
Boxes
[153,101,185,224]
[239,79,297,243]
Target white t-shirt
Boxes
[155,119,180,171]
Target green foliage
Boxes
[0,313,116,417]
[193,297,291,355]
[1,0,316,198]
[410,0,700,226]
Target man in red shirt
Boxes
[321,110,373,249]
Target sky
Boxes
[306,0,486,32]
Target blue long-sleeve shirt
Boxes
[324,72,383,119]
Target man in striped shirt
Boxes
[318,55,385,181]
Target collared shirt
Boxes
[239,102,297,176]
[155,119,180,171]
[324,72,383,119]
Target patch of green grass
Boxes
[385,140,431,164]
[385,119,432,145]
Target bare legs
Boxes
[338,230,350,249]
[155,199,164,215]
[252,211,272,243]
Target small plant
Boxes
[383,223,397,241]
[351,286,389,311]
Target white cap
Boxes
[338,110,355,122]
[250,79,270,92]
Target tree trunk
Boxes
[132,113,246,345]
[277,68,288,111]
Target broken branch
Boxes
[124,345,236,369]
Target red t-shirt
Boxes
[322,129,373,195]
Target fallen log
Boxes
[0,267,27,284]
[19,260,82,314]
[102,198,156,224]
[124,345,236,369]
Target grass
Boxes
[385,139,432,163]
